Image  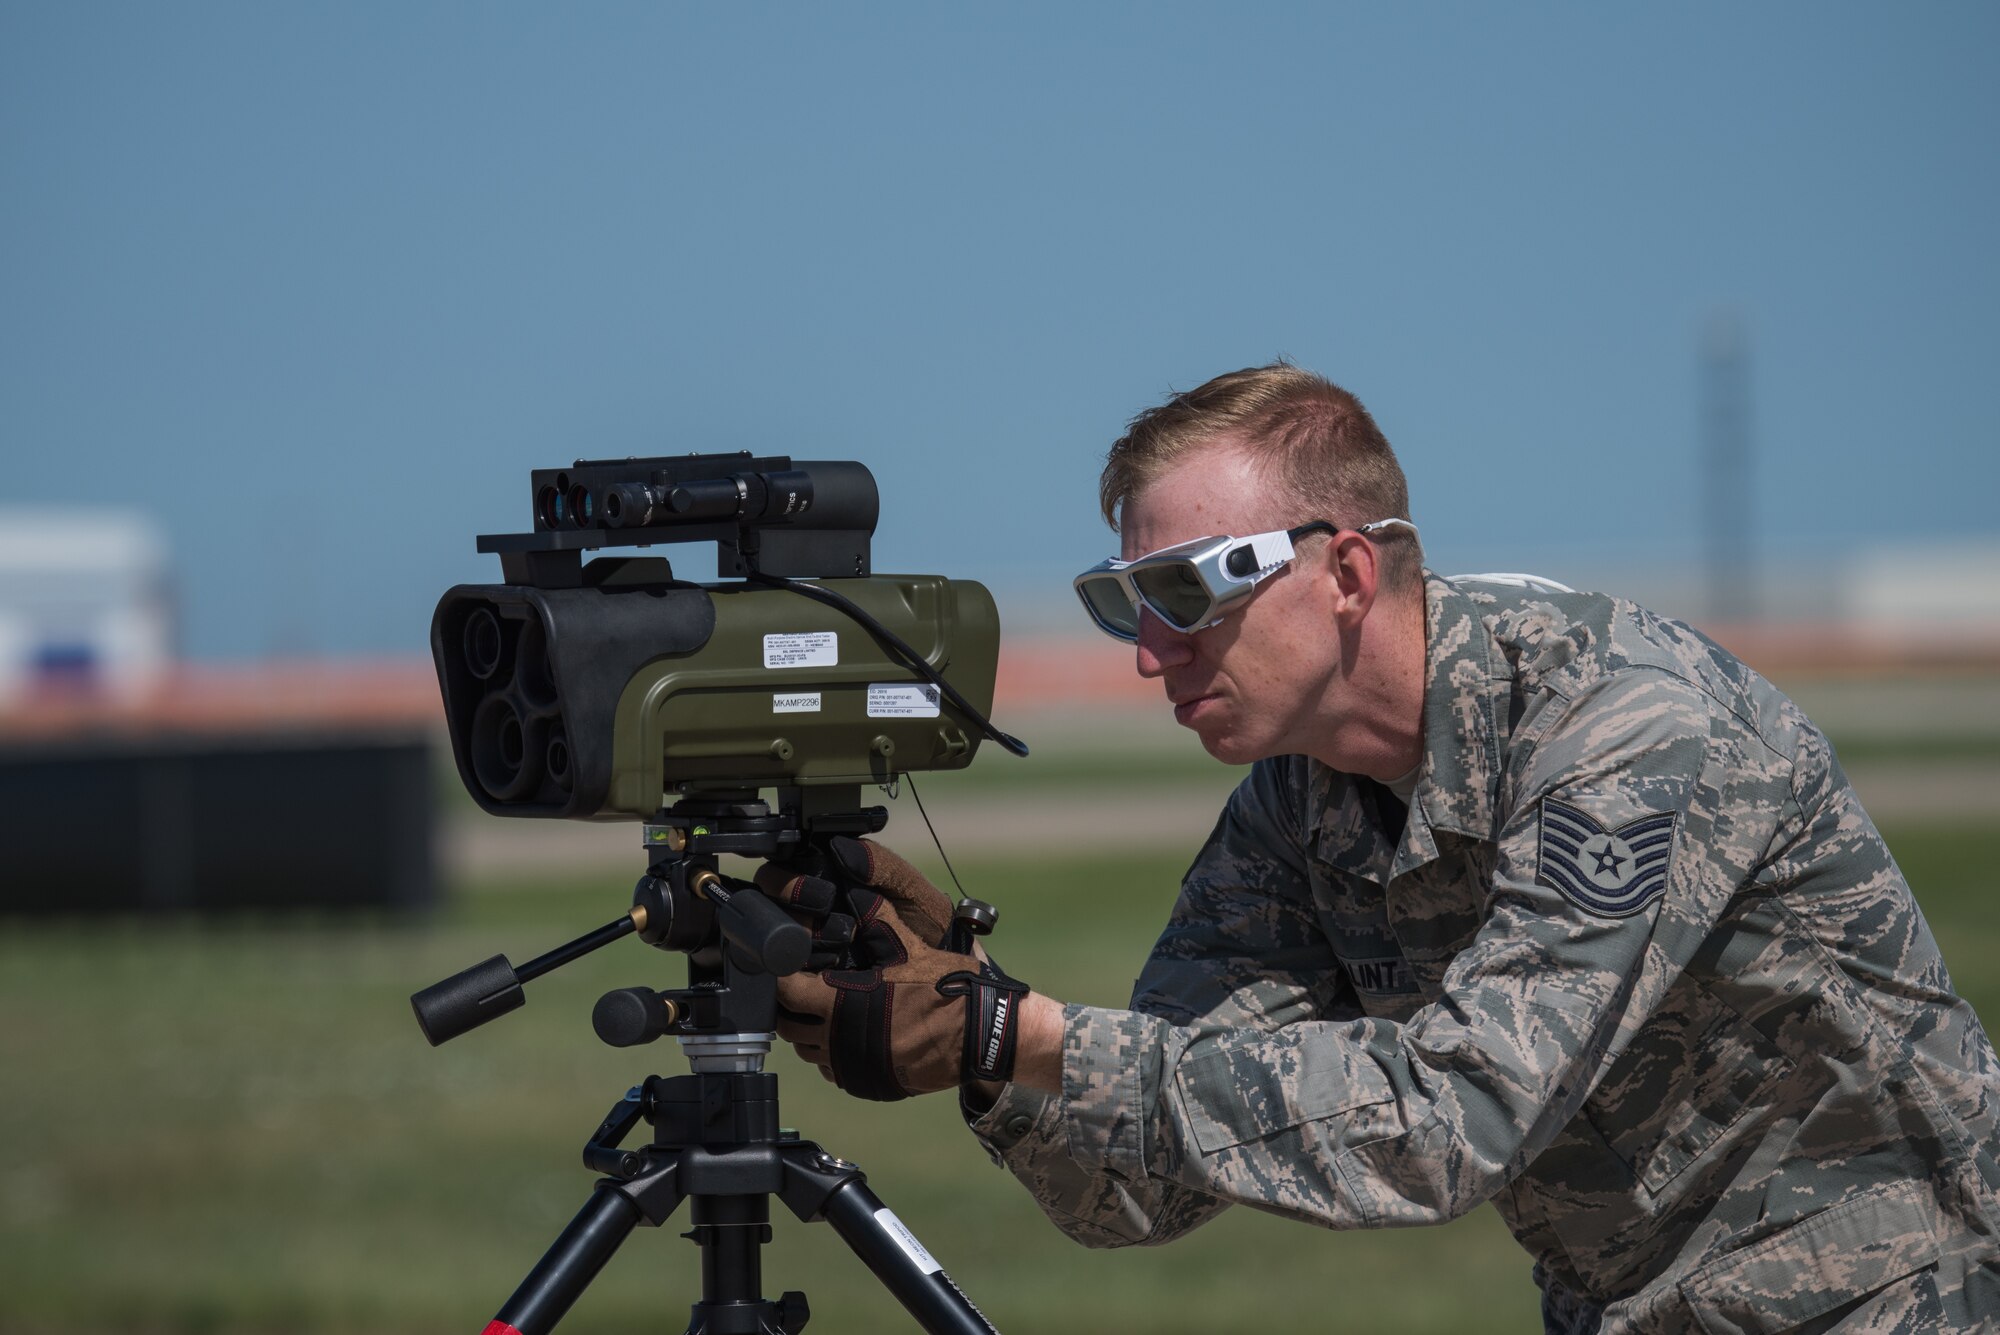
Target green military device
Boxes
[431,452,1016,821]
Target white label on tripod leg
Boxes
[873,1208,943,1274]
[867,683,941,718]
[763,632,837,668]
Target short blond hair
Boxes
[1100,362,1423,594]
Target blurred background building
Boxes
[0,509,436,915]
[0,509,172,703]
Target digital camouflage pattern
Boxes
[970,573,2000,1332]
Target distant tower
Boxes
[1701,313,1757,624]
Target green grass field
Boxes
[3,824,1993,1334]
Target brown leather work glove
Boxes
[755,838,1029,1102]
[759,835,955,965]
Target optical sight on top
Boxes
[504,453,880,585]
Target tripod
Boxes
[412,791,1002,1335]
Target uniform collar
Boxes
[1411,571,1502,844]
[1308,572,1502,884]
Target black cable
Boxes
[745,571,1029,758]
[902,774,966,900]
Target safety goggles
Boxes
[1073,518,1417,642]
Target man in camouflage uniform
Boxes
[769,364,2000,1332]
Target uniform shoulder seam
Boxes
[1545,661,1791,772]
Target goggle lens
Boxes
[1133,562,1213,630]
[1078,574,1141,639]
[1074,518,1413,642]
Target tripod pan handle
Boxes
[411,954,525,1046]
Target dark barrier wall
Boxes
[0,732,434,914]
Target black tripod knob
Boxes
[693,869,812,975]
[775,1289,810,1333]
[593,987,679,1047]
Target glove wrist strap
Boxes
[938,961,1032,1085]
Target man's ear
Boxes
[1327,530,1381,627]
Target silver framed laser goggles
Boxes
[1072,518,1418,641]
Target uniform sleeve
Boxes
[966,755,1362,1246]
[1027,669,1788,1232]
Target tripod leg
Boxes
[821,1179,1001,1335]
[486,1182,644,1335]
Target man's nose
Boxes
[1134,609,1194,678]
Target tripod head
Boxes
[409,782,957,1066]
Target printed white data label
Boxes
[873,1209,943,1274]
[867,683,941,718]
[772,692,821,714]
[763,632,837,669]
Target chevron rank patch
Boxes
[1537,797,1678,917]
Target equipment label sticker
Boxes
[867,683,941,718]
[763,632,837,669]
[873,1208,943,1274]
[772,692,821,714]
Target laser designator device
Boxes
[413,452,1022,1335]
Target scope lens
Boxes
[571,484,596,527]
[462,607,505,680]
[537,485,568,529]
[470,696,542,801]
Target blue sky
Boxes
[3,3,1995,657]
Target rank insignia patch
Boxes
[1537,797,1677,917]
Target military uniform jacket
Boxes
[971,573,2000,1333]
